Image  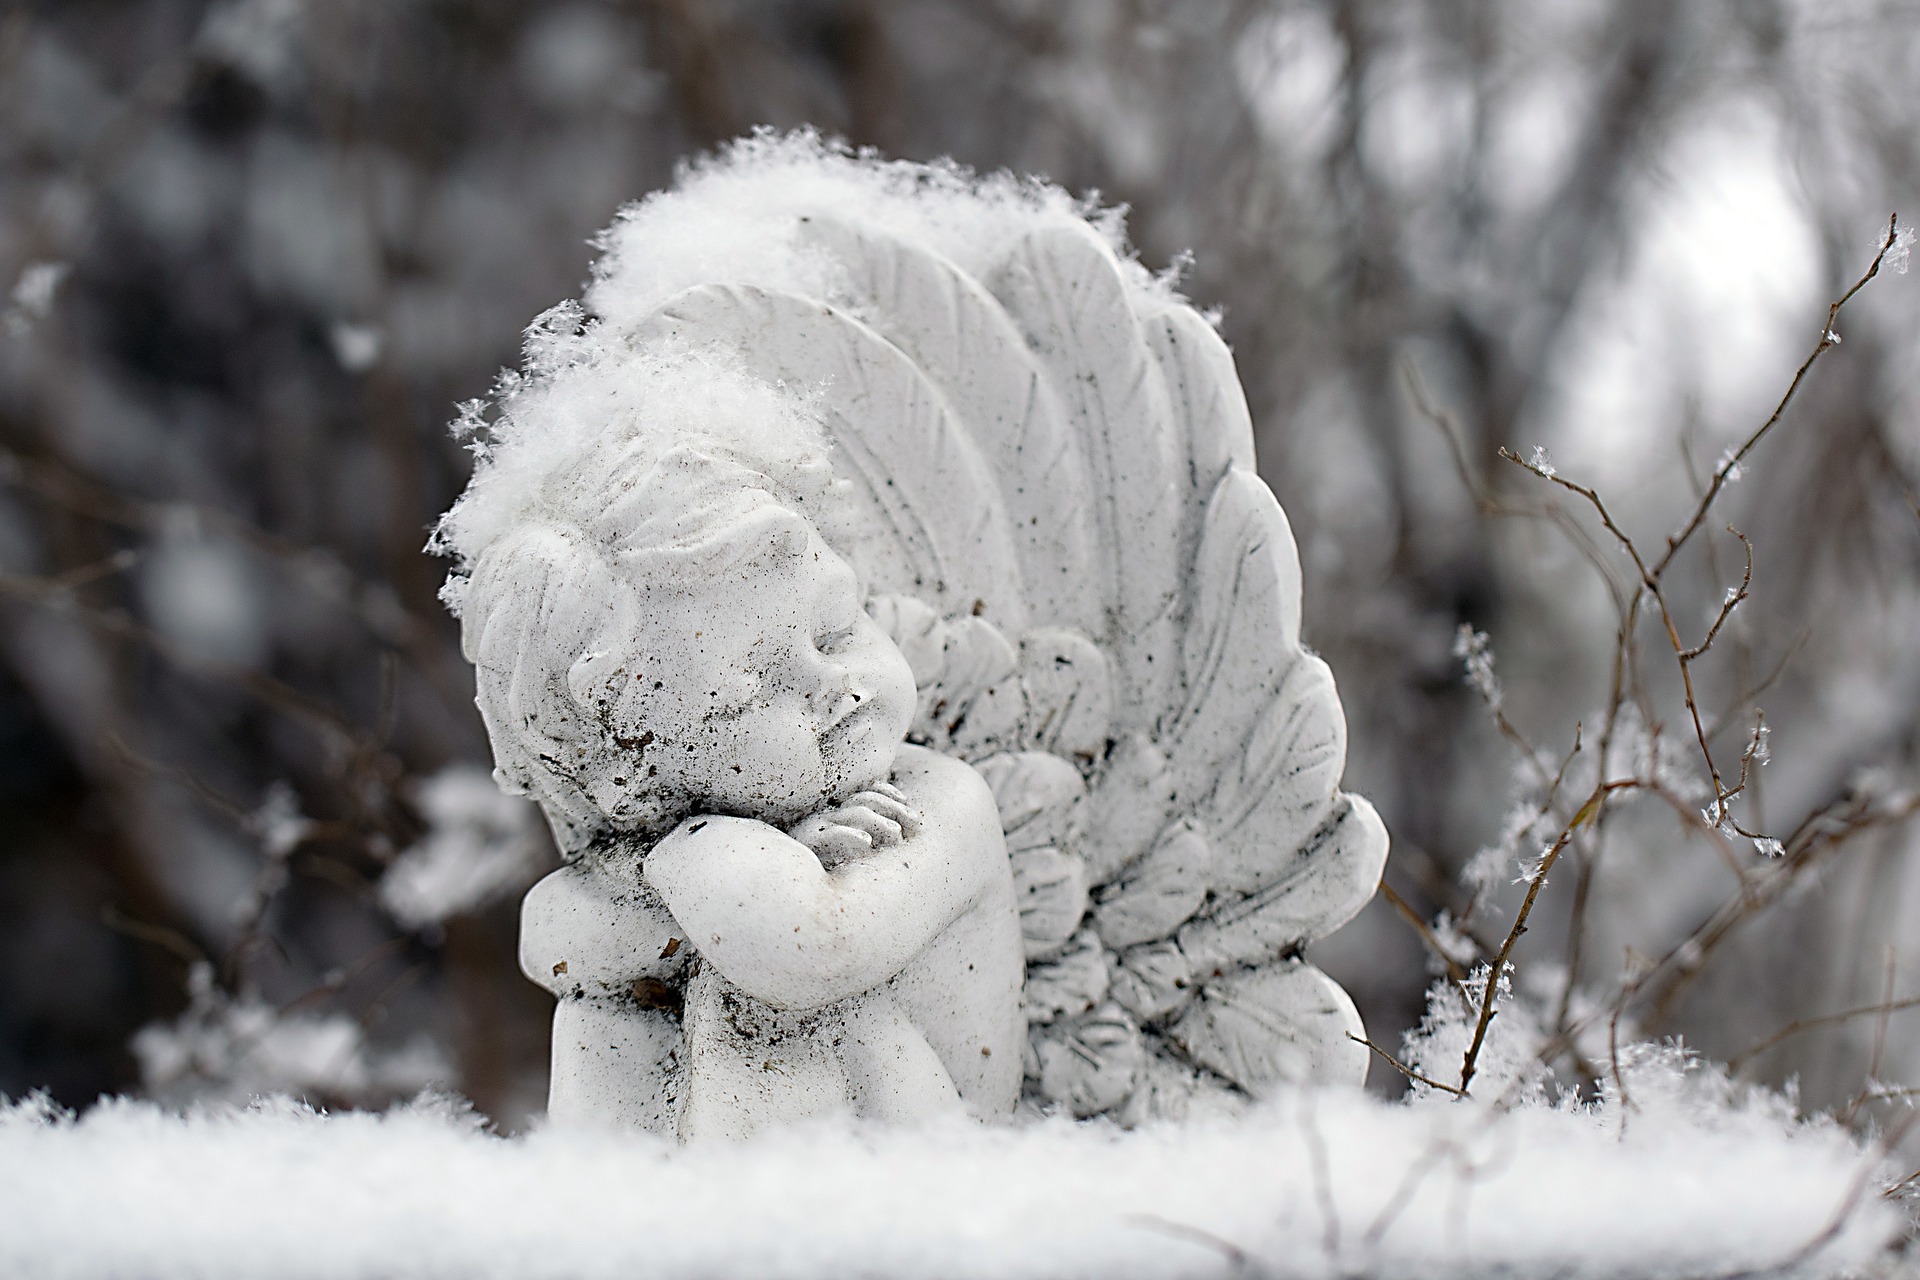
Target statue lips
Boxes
[817,693,886,781]
[821,690,864,736]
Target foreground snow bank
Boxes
[0,1077,1902,1280]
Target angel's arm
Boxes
[643,747,1004,1010]
[519,851,686,999]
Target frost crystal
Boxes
[1528,445,1556,478]
[197,0,306,89]
[1515,842,1555,885]
[10,262,68,316]
[1452,624,1502,711]
[1400,966,1548,1102]
[132,962,445,1107]
[1751,836,1785,859]
[379,764,546,928]
[252,781,313,860]
[1714,446,1743,483]
[1465,796,1555,894]
[1886,224,1914,275]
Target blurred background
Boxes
[4,0,1920,1135]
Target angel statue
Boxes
[433,133,1388,1141]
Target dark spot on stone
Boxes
[631,977,682,1014]
[659,937,681,959]
[552,960,568,976]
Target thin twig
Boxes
[1650,214,1902,583]
[100,904,206,966]
[1347,1032,1468,1097]
[1725,993,1920,1073]
[1378,880,1476,1008]
[1459,783,1617,1092]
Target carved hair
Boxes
[457,447,826,857]
[437,352,839,857]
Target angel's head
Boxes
[440,352,915,856]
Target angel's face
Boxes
[582,520,915,827]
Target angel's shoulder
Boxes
[889,745,1001,842]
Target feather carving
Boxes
[635,284,1027,629]
[591,157,1390,1125]
[1169,960,1368,1096]
[798,215,1102,634]
[987,225,1184,725]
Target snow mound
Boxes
[0,1080,1900,1280]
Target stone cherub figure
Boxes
[446,368,1023,1139]
[437,134,1389,1140]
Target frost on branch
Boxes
[131,963,446,1108]
[379,764,547,930]
[1884,224,1914,275]
[1400,968,1549,1102]
[1452,624,1502,711]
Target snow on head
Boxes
[434,334,839,853]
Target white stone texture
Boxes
[436,134,1389,1137]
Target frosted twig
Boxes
[1704,642,1804,746]
[1495,222,1900,856]
[1652,214,1903,582]
[1452,625,1556,786]
[1297,1093,1342,1263]
[0,445,465,714]
[1346,1032,1468,1097]
[1459,780,1628,1092]
[100,904,206,966]
[1839,948,1901,1127]
[0,570,361,750]
[1678,529,1751,663]
[1123,1216,1252,1270]
[1522,787,1920,1076]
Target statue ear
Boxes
[566,649,623,710]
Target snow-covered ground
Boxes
[1,1061,1904,1280]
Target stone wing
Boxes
[620,173,1387,1122]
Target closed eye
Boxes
[814,626,856,655]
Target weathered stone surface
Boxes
[437,139,1388,1139]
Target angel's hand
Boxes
[789,785,925,865]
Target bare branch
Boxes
[1348,1032,1468,1097]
